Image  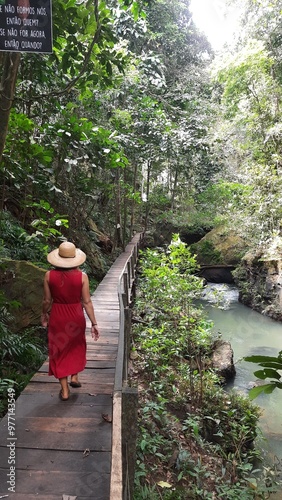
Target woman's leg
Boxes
[59,376,69,399]
[70,373,81,387]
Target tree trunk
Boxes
[171,168,178,211]
[0,52,21,164]
[114,167,124,250]
[129,161,138,239]
[122,168,127,247]
[144,159,152,232]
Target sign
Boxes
[0,0,52,53]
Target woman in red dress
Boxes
[41,241,100,401]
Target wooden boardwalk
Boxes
[0,234,142,500]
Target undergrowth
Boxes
[0,289,47,418]
[130,236,281,499]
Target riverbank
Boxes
[201,283,282,464]
[130,242,279,499]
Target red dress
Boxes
[48,269,86,379]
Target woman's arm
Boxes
[41,271,52,327]
[82,272,100,341]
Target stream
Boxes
[200,283,282,495]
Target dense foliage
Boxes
[1,0,282,251]
[206,0,282,246]
[131,239,278,499]
[0,0,215,253]
[1,0,282,494]
[0,288,47,418]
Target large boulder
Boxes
[0,260,45,332]
[150,221,212,248]
[212,340,236,382]
[191,225,249,266]
[233,237,282,320]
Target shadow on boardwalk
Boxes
[0,234,142,500]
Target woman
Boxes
[41,241,100,401]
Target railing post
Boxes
[122,386,138,500]
[127,261,131,284]
[123,272,129,307]
[123,306,132,384]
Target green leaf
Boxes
[248,383,276,400]
[106,61,112,76]
[244,355,282,364]
[253,368,281,380]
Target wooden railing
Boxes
[110,232,144,500]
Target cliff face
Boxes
[233,238,282,321]
[0,260,46,332]
[192,227,282,321]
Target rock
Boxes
[85,219,113,254]
[247,380,265,390]
[212,340,236,382]
[151,221,211,247]
[0,260,46,332]
[198,266,235,284]
[191,225,249,266]
[234,237,282,321]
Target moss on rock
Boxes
[191,225,249,265]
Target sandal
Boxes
[69,381,81,388]
[59,389,70,401]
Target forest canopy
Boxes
[0,0,281,278]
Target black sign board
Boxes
[0,0,52,53]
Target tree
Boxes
[0,0,217,252]
[0,53,21,164]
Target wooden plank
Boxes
[86,343,118,350]
[0,417,112,451]
[30,373,114,384]
[39,360,116,371]
[13,400,113,419]
[0,447,111,473]
[32,367,115,377]
[93,319,119,325]
[22,382,113,395]
[0,495,74,500]
[0,469,110,499]
[110,392,123,499]
[10,392,112,407]
[92,313,119,319]
[86,353,117,361]
[94,306,119,311]
[87,331,119,337]
[93,298,119,303]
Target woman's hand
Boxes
[91,324,100,341]
[41,312,49,328]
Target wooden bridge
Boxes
[0,233,143,500]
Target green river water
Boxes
[201,284,282,497]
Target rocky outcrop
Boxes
[191,225,249,266]
[233,239,282,321]
[0,260,45,332]
[150,221,211,248]
[212,340,236,382]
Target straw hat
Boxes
[47,242,86,268]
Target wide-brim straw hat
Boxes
[47,241,86,268]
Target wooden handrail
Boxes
[110,232,144,500]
